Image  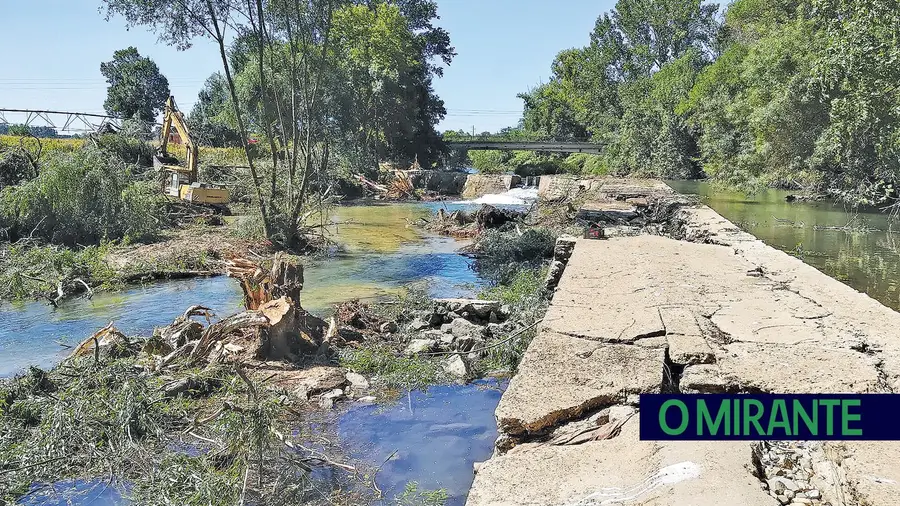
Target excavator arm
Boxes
[158,95,198,184]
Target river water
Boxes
[2,201,502,505]
[669,181,900,312]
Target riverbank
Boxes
[467,181,900,505]
[0,194,549,504]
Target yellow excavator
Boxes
[154,95,230,205]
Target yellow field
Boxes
[0,135,249,166]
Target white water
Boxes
[455,187,540,206]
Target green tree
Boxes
[100,47,171,122]
[188,72,241,147]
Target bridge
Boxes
[445,136,602,154]
[0,108,124,134]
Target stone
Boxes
[318,388,344,409]
[440,323,453,333]
[467,415,775,506]
[805,489,820,499]
[608,405,636,422]
[444,355,470,378]
[450,317,485,339]
[345,372,369,390]
[768,479,787,494]
[356,395,377,403]
[380,321,398,334]
[770,477,799,492]
[487,322,514,337]
[405,339,437,355]
[423,329,448,340]
[496,332,665,435]
[408,317,431,331]
[438,333,456,345]
[454,336,480,352]
[284,366,348,400]
[499,304,512,319]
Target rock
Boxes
[499,304,512,319]
[451,317,485,339]
[444,355,470,378]
[791,499,811,505]
[775,494,788,505]
[405,339,437,355]
[319,388,344,409]
[487,322,515,337]
[356,395,377,404]
[454,336,481,352]
[435,298,501,319]
[805,489,820,499]
[608,405,636,422]
[468,350,487,361]
[768,479,787,495]
[380,321,398,334]
[770,477,799,492]
[440,323,453,333]
[488,311,499,324]
[408,317,432,331]
[544,259,567,292]
[447,311,462,321]
[345,372,369,390]
[439,333,456,345]
[496,332,665,435]
[288,366,348,400]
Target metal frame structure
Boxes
[0,108,124,134]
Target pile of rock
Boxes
[757,441,828,505]
[403,298,515,376]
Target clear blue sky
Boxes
[0,0,612,133]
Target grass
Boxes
[339,344,445,392]
[0,354,317,505]
[478,268,549,373]
[0,241,122,301]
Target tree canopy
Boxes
[515,0,900,208]
[100,47,171,122]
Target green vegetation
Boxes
[481,0,900,209]
[0,145,163,245]
[101,46,171,123]
[394,481,449,506]
[0,356,319,505]
[479,268,548,373]
[474,227,557,284]
[0,242,120,300]
[340,344,445,391]
[103,0,454,246]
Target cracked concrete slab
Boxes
[496,331,664,436]
[467,415,775,506]
[470,191,900,505]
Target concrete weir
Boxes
[466,180,900,506]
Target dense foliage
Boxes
[0,145,162,245]
[512,0,900,208]
[101,47,172,122]
[103,0,454,246]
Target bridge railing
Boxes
[442,134,594,144]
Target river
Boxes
[1,200,504,505]
[670,181,900,312]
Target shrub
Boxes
[474,227,557,284]
[0,146,163,245]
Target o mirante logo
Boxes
[639,394,889,440]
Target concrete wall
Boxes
[461,174,521,199]
[404,170,468,195]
